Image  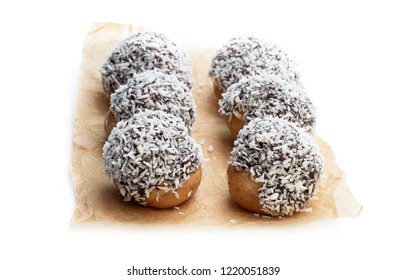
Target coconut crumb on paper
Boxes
[71,22,362,225]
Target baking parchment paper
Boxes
[71,22,362,225]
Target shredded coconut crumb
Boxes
[299,207,312,213]
[209,35,299,92]
[219,73,316,131]
[110,70,196,131]
[207,145,214,153]
[103,110,203,204]
[100,31,193,95]
[230,117,323,217]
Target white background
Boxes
[0,0,405,279]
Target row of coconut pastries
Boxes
[101,32,203,208]
[209,35,324,217]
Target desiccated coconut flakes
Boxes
[219,73,316,131]
[230,117,323,217]
[208,35,299,92]
[110,70,196,131]
[100,31,193,95]
[103,110,202,204]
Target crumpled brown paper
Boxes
[71,22,362,225]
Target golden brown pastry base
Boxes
[227,165,264,214]
[144,167,202,208]
[226,115,245,139]
[213,83,223,99]
[104,111,116,136]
